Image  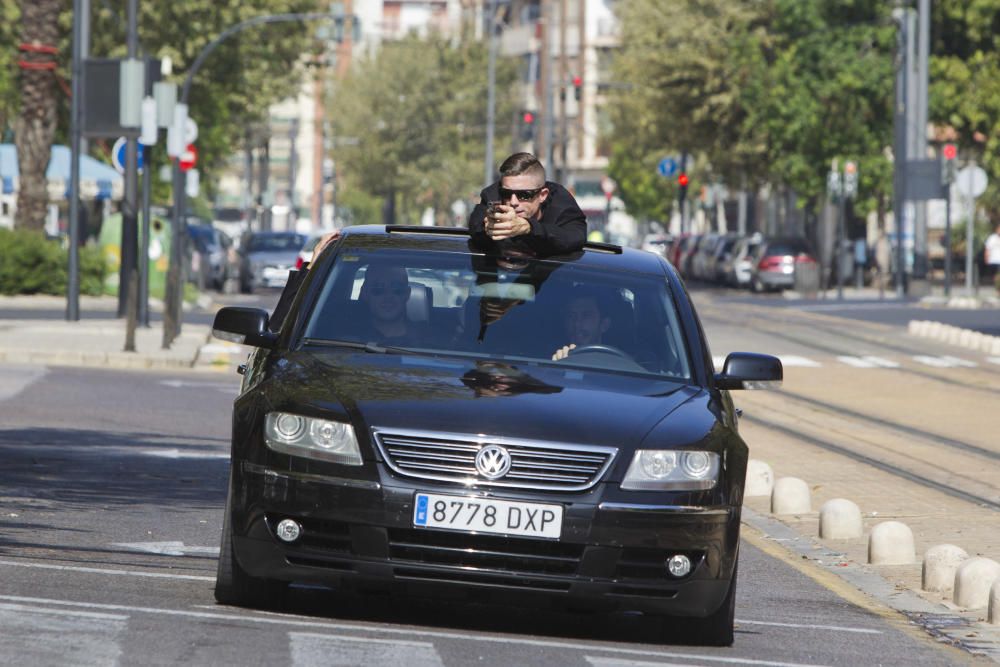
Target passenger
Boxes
[355,263,427,345]
[469,152,587,256]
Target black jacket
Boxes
[467,181,587,256]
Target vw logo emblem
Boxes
[475,444,512,480]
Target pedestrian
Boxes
[985,221,1000,292]
[468,152,587,256]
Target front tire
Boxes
[215,480,286,608]
[661,563,737,647]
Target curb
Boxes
[741,507,1000,662]
[907,319,1000,356]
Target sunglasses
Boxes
[369,283,408,297]
[499,186,544,201]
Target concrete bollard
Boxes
[818,498,863,539]
[921,544,969,593]
[867,521,915,565]
[745,459,774,497]
[771,477,810,514]
[953,557,1000,609]
[990,580,1000,625]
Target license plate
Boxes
[413,492,563,539]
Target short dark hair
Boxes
[499,152,546,182]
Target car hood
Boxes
[263,350,703,450]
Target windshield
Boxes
[248,233,306,252]
[302,249,691,380]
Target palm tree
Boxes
[14,0,60,232]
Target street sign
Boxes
[657,156,677,177]
[956,165,988,198]
[600,175,617,196]
[111,136,144,174]
[183,117,198,144]
[179,143,197,172]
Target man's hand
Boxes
[485,205,530,241]
[551,344,576,361]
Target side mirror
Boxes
[714,352,782,390]
[212,307,276,349]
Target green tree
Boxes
[14,0,61,231]
[608,0,897,224]
[82,0,319,203]
[328,34,517,225]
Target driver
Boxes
[551,291,612,361]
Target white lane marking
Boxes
[0,602,128,621]
[0,595,831,667]
[160,379,240,389]
[735,619,881,634]
[0,364,47,402]
[112,541,220,557]
[938,355,977,368]
[0,559,214,581]
[988,357,1000,366]
[291,633,445,667]
[141,448,229,460]
[837,356,877,368]
[837,356,901,369]
[777,355,822,368]
[0,603,126,665]
[588,657,704,667]
[862,356,900,368]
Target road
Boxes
[0,288,994,665]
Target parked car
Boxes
[186,223,235,291]
[689,234,720,282]
[294,232,328,270]
[237,231,307,293]
[749,236,817,292]
[210,224,782,646]
[705,234,740,284]
[721,235,763,288]
[676,233,703,278]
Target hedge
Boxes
[0,228,107,296]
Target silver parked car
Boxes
[238,231,307,293]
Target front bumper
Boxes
[230,463,740,617]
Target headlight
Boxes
[264,412,362,465]
[621,450,719,490]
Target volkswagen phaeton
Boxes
[211,225,782,646]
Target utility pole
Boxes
[576,0,586,164]
[67,0,87,322]
[539,0,554,168]
[892,7,910,298]
[911,0,929,287]
[558,0,568,183]
[122,0,140,351]
[484,0,498,189]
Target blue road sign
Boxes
[112,137,144,174]
[657,156,677,177]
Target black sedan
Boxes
[211,225,782,646]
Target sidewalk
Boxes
[0,294,226,371]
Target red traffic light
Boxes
[572,75,582,87]
[522,111,535,124]
[943,143,957,160]
[678,173,689,187]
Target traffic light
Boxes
[572,75,582,101]
[843,161,858,198]
[677,172,689,203]
[942,143,957,185]
[519,110,536,142]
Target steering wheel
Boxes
[567,344,632,359]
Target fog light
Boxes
[667,554,691,577]
[275,519,301,543]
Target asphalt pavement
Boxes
[1,285,999,662]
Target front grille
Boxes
[387,527,584,576]
[373,428,617,491]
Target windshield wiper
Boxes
[301,338,415,355]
